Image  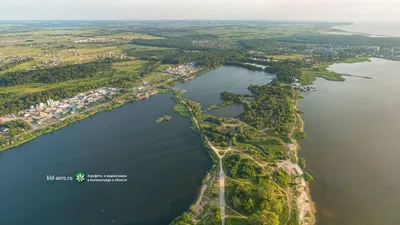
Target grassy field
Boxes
[195,25,314,40]
[300,68,345,85]
[339,57,371,63]
[0,46,41,57]
[0,27,161,73]
[1,59,39,72]
[266,54,307,60]
[173,103,192,118]
[105,33,161,40]
[1,44,134,73]
[300,62,345,85]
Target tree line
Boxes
[0,57,33,72]
[0,60,113,86]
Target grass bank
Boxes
[300,57,371,85]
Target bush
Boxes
[298,157,306,169]
[294,131,307,140]
[273,169,291,187]
[303,172,314,181]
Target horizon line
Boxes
[0,19,351,23]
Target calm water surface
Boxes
[174,66,274,117]
[335,22,400,37]
[299,58,400,225]
[0,65,273,225]
[0,93,212,225]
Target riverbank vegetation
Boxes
[298,157,307,169]
[294,132,307,140]
[224,61,264,71]
[303,172,314,182]
[204,92,240,112]
[173,103,192,118]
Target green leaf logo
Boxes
[75,172,86,183]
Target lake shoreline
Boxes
[297,58,400,225]
[282,97,316,225]
[0,97,141,152]
[295,100,316,225]
[0,66,222,153]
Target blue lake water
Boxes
[299,58,400,225]
[0,65,274,225]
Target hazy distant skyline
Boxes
[1,0,400,22]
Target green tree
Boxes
[273,169,290,187]
[303,172,314,181]
[298,157,307,169]
[250,211,279,225]
[244,198,255,213]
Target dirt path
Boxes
[182,97,310,225]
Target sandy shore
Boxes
[291,103,316,225]
[277,100,315,224]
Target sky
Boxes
[1,0,400,22]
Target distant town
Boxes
[162,62,202,79]
[0,87,118,134]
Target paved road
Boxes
[219,158,226,225]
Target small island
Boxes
[155,115,172,123]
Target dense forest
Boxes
[241,83,296,135]
[0,60,113,86]
[226,154,263,179]
[223,61,264,71]
[220,92,243,103]
[264,60,304,83]
[133,38,214,50]
[202,126,231,147]
[162,50,247,68]
[125,48,247,68]
[226,177,287,225]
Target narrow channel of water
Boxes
[298,58,400,225]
